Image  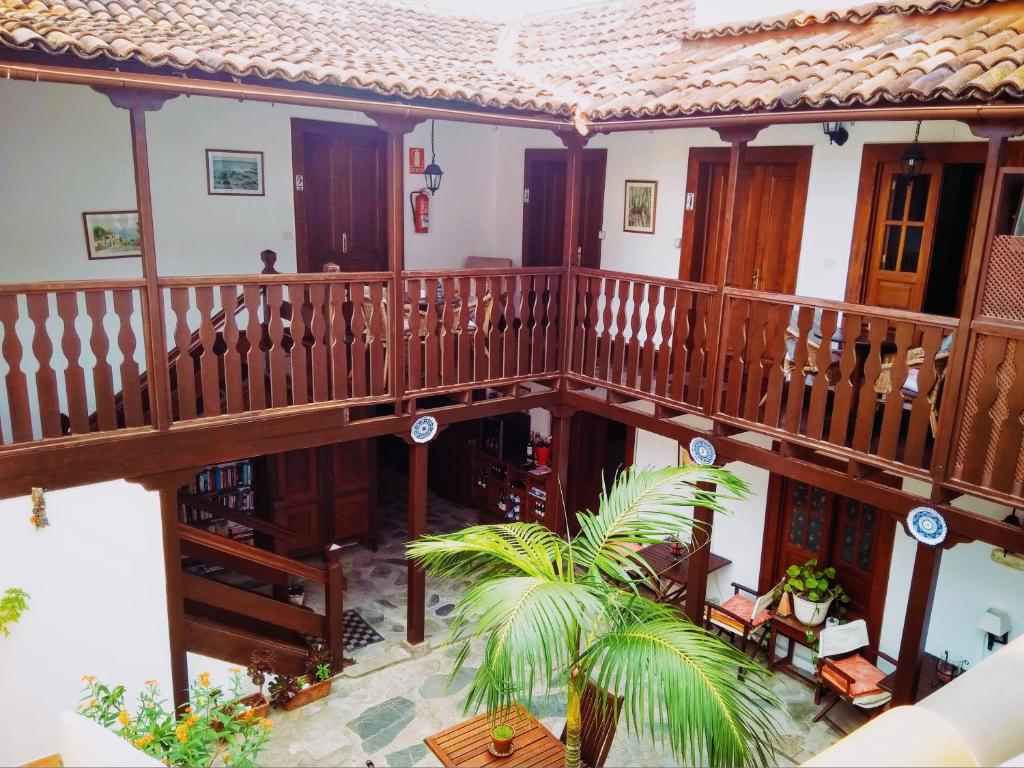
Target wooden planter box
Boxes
[282,677,332,711]
[213,693,270,732]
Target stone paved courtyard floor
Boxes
[265,474,842,767]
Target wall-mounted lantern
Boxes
[822,122,849,146]
[900,121,927,179]
[424,119,443,195]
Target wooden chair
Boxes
[559,680,623,768]
[813,620,895,735]
[703,582,774,662]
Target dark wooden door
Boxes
[292,119,387,273]
[523,148,607,268]
[761,476,893,647]
[565,414,633,536]
[269,448,322,555]
[680,147,810,291]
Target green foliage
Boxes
[79,670,271,767]
[407,464,780,767]
[314,664,332,683]
[0,587,30,637]
[268,674,299,707]
[491,724,514,740]
[782,559,851,604]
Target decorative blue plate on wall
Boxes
[907,506,947,546]
[688,437,716,466]
[410,415,439,444]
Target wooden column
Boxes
[324,543,346,671]
[932,123,1024,483]
[370,114,424,413]
[684,484,715,624]
[158,485,189,711]
[548,406,575,537]
[703,126,760,418]
[96,89,178,431]
[891,541,943,705]
[557,131,590,384]
[407,440,428,644]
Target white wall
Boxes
[0,481,170,765]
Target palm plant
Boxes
[408,464,781,768]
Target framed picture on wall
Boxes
[82,211,141,260]
[623,179,657,234]
[206,149,265,196]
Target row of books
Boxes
[189,461,253,493]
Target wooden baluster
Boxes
[517,274,532,377]
[405,279,422,391]
[85,291,117,430]
[111,290,144,428]
[805,309,839,441]
[368,281,386,395]
[669,289,691,403]
[327,282,349,400]
[584,276,601,380]
[286,283,309,406]
[218,285,244,414]
[741,300,771,423]
[529,275,545,376]
[25,293,61,438]
[0,294,31,442]
[639,283,658,394]
[610,280,629,387]
[570,273,588,375]
[242,285,266,412]
[422,279,439,388]
[782,306,814,435]
[689,292,710,408]
[168,287,197,421]
[596,277,614,383]
[723,297,750,416]
[877,321,914,459]
[904,325,943,468]
[440,278,456,385]
[852,318,888,453]
[324,544,346,674]
[473,276,489,381]
[828,313,862,447]
[761,303,790,429]
[194,286,221,417]
[457,276,473,383]
[265,284,288,407]
[487,275,502,381]
[306,283,328,403]
[624,282,644,391]
[349,282,368,398]
[961,335,1008,484]
[56,292,89,435]
[544,274,560,374]
[501,275,516,378]
[989,337,1024,490]
[654,285,675,399]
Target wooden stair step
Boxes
[184,613,308,675]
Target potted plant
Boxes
[271,642,335,711]
[782,559,849,626]
[490,723,515,755]
[1,587,29,637]
[239,649,275,720]
[287,583,306,606]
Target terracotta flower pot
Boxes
[491,724,515,754]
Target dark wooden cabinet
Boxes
[268,440,377,556]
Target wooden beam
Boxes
[892,542,943,705]
[558,132,589,387]
[407,440,428,644]
[684,482,715,624]
[324,544,346,671]
[159,486,189,711]
[549,408,574,537]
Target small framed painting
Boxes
[623,179,657,234]
[206,149,265,196]
[82,211,141,260]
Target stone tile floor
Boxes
[266,475,842,767]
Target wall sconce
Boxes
[424,119,444,195]
[822,122,849,146]
[900,121,926,179]
[1003,509,1021,556]
[977,608,1009,651]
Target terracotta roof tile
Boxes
[1,0,1024,122]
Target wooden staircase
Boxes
[178,500,346,675]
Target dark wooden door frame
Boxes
[758,473,895,651]
[522,147,607,268]
[291,118,388,274]
[844,142,1024,304]
[679,145,812,290]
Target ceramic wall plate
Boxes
[411,415,439,444]
[907,506,947,545]
[688,437,716,466]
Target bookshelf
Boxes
[179,459,257,547]
[470,448,556,529]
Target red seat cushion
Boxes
[822,654,887,697]
[708,594,770,635]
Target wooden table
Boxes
[636,542,731,604]
[424,704,565,767]
[766,610,823,688]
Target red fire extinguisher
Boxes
[410,189,430,234]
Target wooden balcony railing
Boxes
[566,268,715,411]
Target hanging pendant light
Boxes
[900,121,926,179]
[424,119,444,195]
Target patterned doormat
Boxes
[343,609,385,651]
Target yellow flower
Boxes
[260,718,274,730]
[184,706,192,714]
[241,709,254,720]
[81,674,97,683]
[186,715,199,727]
[89,699,97,708]
[144,679,157,686]
[134,734,154,748]
[117,710,131,727]
[198,672,211,688]
[176,724,189,743]
[223,756,231,765]
[228,667,241,674]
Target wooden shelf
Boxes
[470,449,556,530]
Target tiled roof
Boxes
[2,0,1024,122]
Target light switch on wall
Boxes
[673,237,682,249]
[598,230,606,240]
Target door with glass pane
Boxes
[864,161,941,311]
